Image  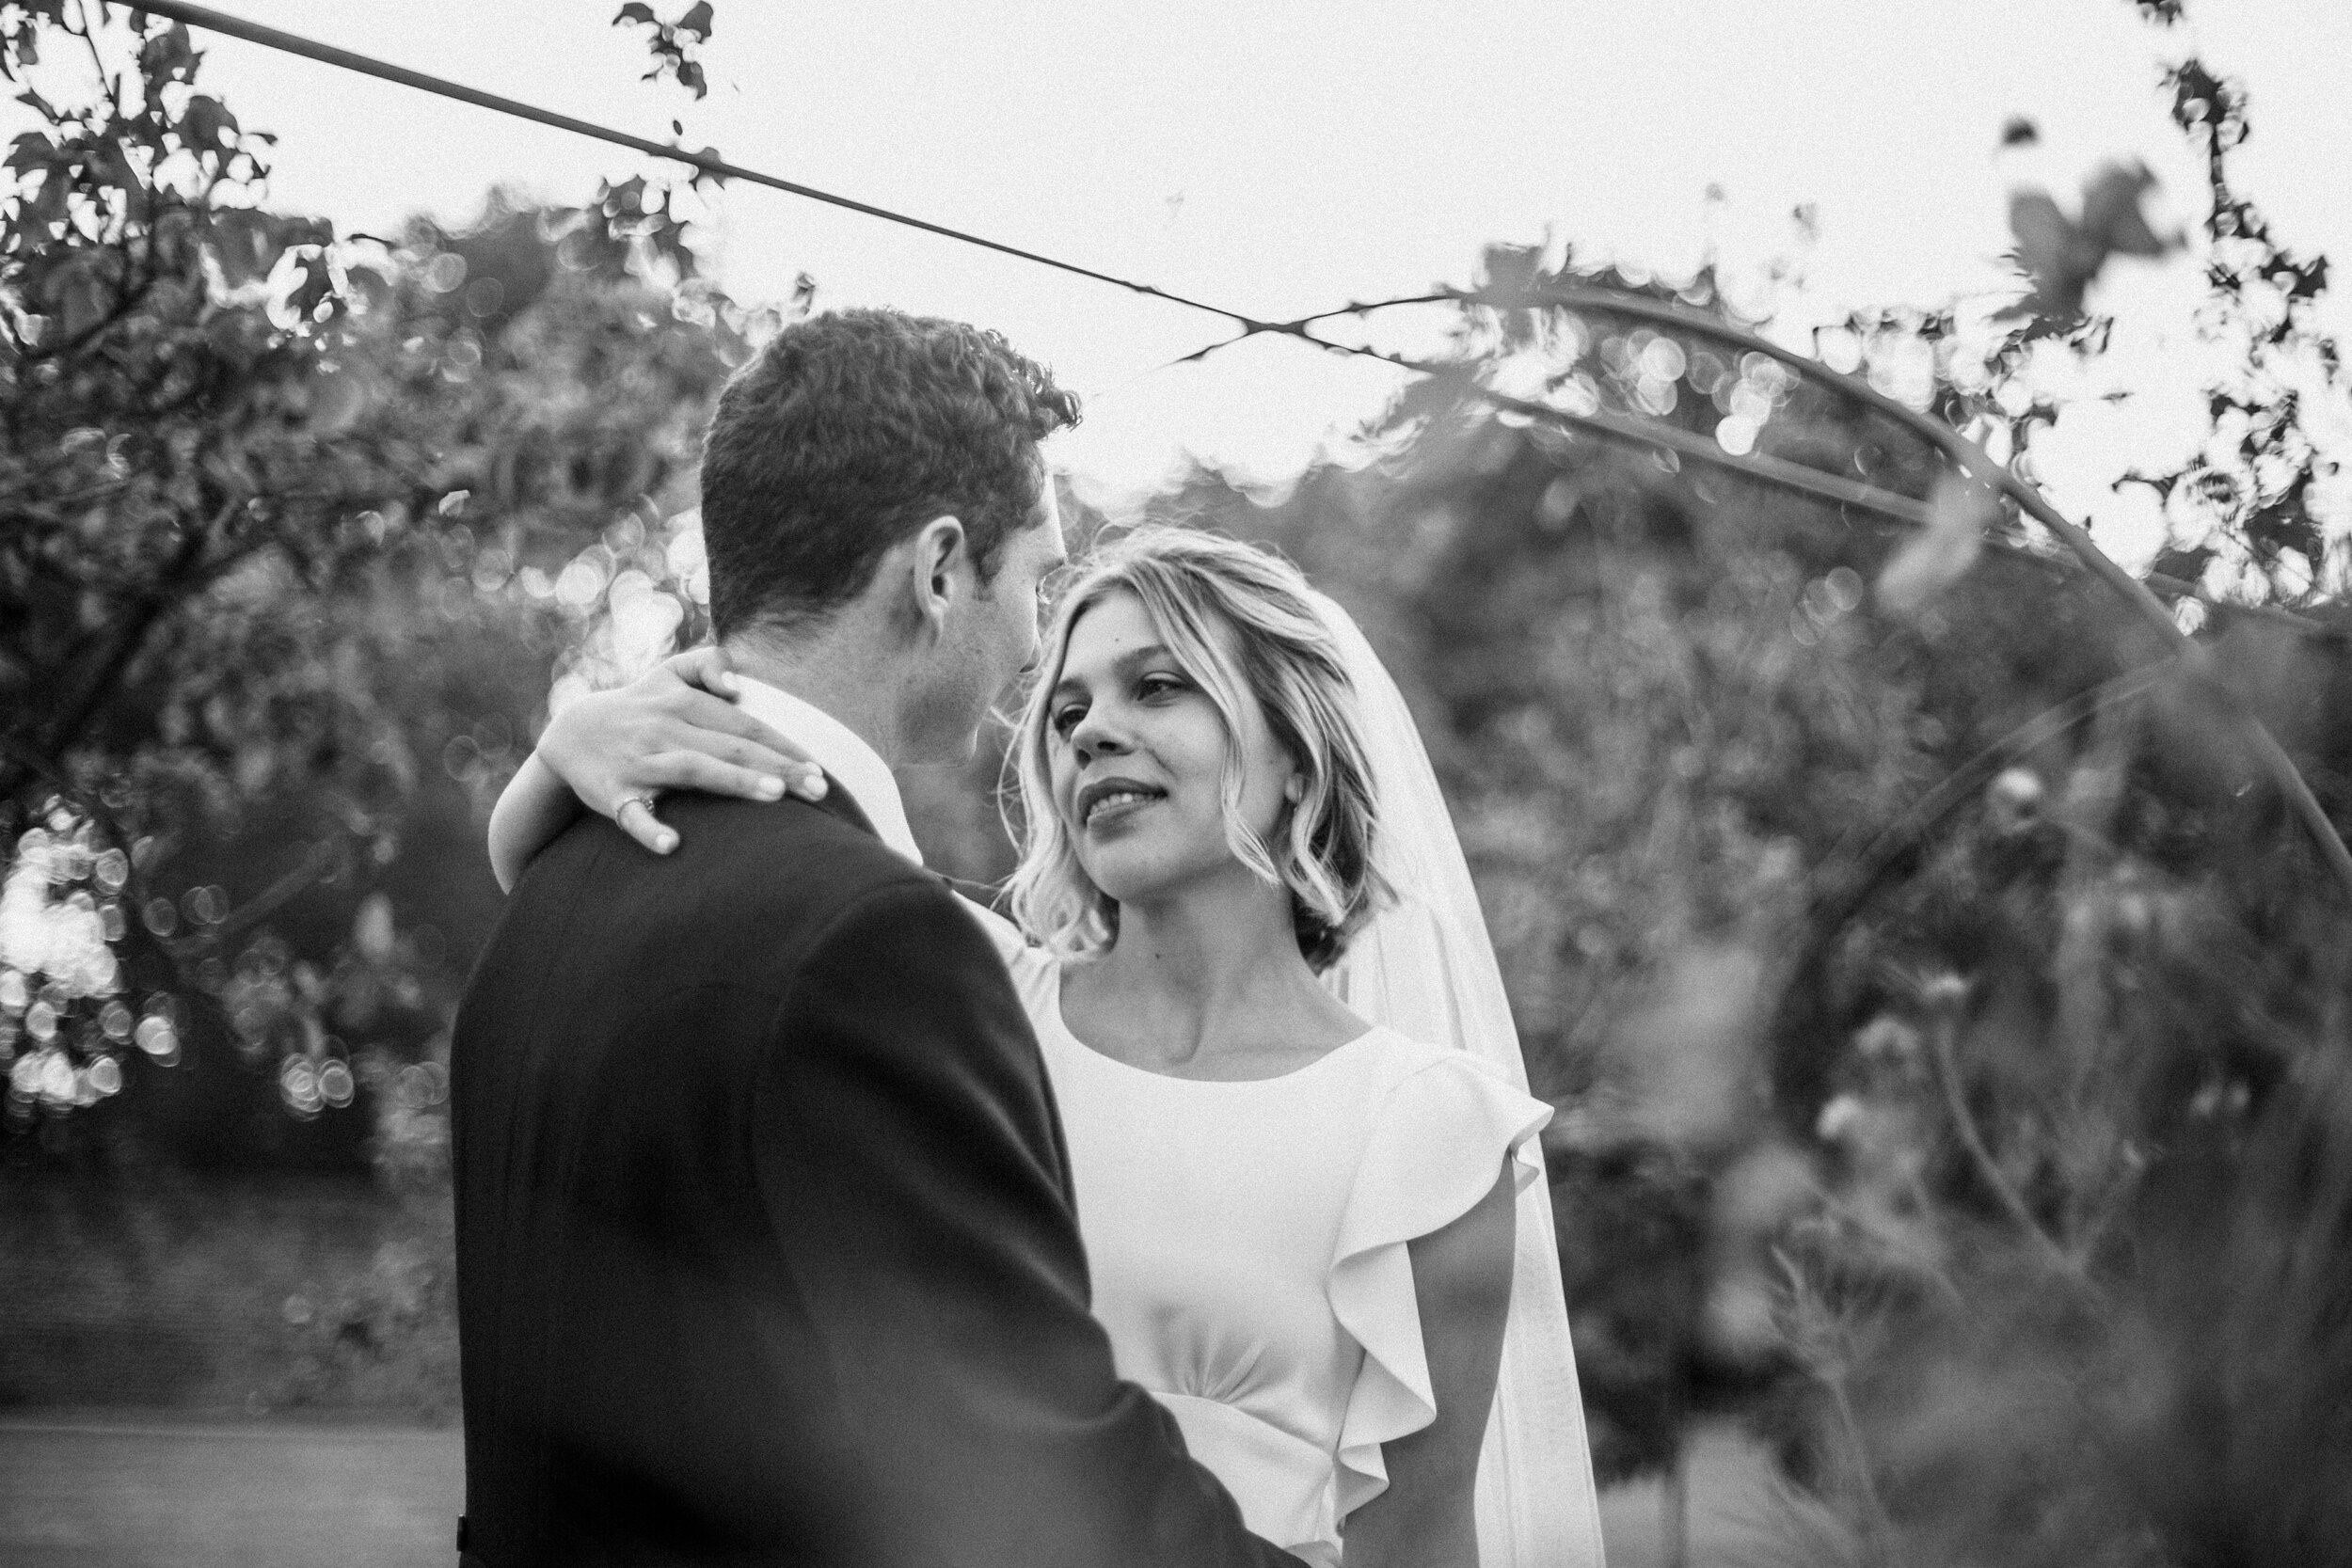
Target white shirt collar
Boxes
[730,677,924,866]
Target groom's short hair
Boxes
[699,308,1079,640]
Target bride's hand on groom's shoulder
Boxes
[539,646,829,857]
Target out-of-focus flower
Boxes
[1987,766,2046,834]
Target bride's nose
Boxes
[1069,705,1129,764]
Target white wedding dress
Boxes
[1015,951,1549,1567]
[961,593,1606,1567]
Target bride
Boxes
[489,525,1605,1567]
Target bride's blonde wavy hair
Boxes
[1006,526,1391,972]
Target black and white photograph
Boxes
[2,2,2348,1563]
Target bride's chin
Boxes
[1075,858,1157,907]
[1074,843,1188,908]
[1082,845,1272,914]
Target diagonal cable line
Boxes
[117,4,1942,534]
[93,6,2352,895]
[133,0,1271,332]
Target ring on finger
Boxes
[616,793,660,820]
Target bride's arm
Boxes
[486,646,826,893]
[1337,1160,1518,1568]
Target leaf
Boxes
[278,214,335,249]
[2280,255,2329,305]
[2245,474,2322,570]
[612,2,657,24]
[2001,166,2178,322]
[2146,545,2216,599]
[599,174,648,217]
[43,250,116,341]
[180,93,237,155]
[86,138,140,198]
[677,2,714,39]
[283,255,336,323]
[6,129,56,175]
[2079,161,2175,260]
[22,166,70,232]
[137,22,196,84]
[2002,188,2097,320]
[341,262,391,311]
[1876,474,1996,617]
[2000,116,2040,148]
[1478,242,1545,305]
[209,207,286,287]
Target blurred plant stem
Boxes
[1661,1437,1689,1568]
[1921,981,2088,1292]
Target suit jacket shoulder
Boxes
[453,789,1304,1568]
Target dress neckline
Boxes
[1044,972,1382,1086]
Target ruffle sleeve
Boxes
[1326,1049,1552,1521]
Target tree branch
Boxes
[173,838,339,953]
[1200,282,2352,900]
[13,496,230,789]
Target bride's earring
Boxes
[1283,775,1304,804]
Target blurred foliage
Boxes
[0,1174,455,1415]
[613,0,716,103]
[7,3,2352,1561]
[2116,55,2343,609]
[0,3,780,1170]
[1137,15,2351,1561]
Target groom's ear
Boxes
[898,515,968,643]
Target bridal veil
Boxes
[1311,592,1608,1568]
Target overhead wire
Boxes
[103,2,2352,896]
[119,0,1992,535]
[131,0,1272,334]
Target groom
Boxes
[451,309,1303,1567]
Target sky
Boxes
[41,0,2352,569]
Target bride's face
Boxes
[1044,590,1295,908]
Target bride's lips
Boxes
[1075,776,1167,832]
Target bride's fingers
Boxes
[641,752,803,807]
[661,643,741,699]
[635,736,789,798]
[646,724,822,801]
[612,794,678,856]
[660,692,826,799]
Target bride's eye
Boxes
[1049,701,1087,737]
[1136,673,1187,702]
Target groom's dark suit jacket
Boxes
[451,783,1301,1568]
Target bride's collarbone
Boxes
[1057,968,1370,1081]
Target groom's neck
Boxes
[722,624,906,767]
